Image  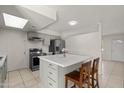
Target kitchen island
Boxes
[39,54,91,88]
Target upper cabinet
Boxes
[27,31,60,46]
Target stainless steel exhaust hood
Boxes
[27,31,44,41]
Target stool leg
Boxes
[88,75,90,88]
[96,73,99,88]
[79,83,82,88]
[65,77,68,88]
[71,84,76,88]
[92,73,95,88]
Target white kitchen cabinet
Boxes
[40,61,59,88]
[0,56,7,88]
[40,60,83,88]
[0,67,3,87]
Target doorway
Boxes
[111,39,124,62]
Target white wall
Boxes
[61,24,97,39]
[64,31,101,58]
[0,30,27,71]
[102,34,124,61]
[38,29,60,36]
[0,29,59,71]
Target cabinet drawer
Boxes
[48,66,58,74]
[48,70,58,80]
[48,63,58,70]
[48,77,57,88]
[48,67,58,81]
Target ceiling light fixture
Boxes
[3,13,28,29]
[68,20,78,26]
[116,40,123,43]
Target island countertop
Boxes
[39,54,91,67]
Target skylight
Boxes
[3,13,28,29]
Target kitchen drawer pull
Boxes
[48,77,56,83]
[49,83,53,86]
[48,63,58,71]
[49,64,53,66]
[49,72,53,74]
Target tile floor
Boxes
[4,69,40,88]
[100,61,124,88]
[3,61,124,88]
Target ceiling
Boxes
[0,5,124,36]
[46,5,124,35]
[0,5,55,32]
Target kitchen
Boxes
[0,5,124,88]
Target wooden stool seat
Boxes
[65,61,92,88]
[65,71,80,81]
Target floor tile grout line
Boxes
[123,80,124,88]
[123,63,124,88]
[6,73,9,88]
[29,69,40,87]
[18,69,26,88]
[105,62,116,87]
[19,68,39,88]
[29,70,40,87]
[106,62,124,88]
[8,72,10,88]
[31,72,39,87]
[30,70,39,82]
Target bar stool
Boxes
[65,61,92,88]
[91,57,100,88]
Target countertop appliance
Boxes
[29,48,46,71]
[49,39,65,55]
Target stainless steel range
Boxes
[29,48,46,71]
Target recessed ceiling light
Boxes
[68,20,78,26]
[116,40,123,43]
[3,13,28,29]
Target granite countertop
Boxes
[39,54,91,67]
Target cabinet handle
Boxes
[49,72,53,74]
[49,83,53,86]
[49,64,53,66]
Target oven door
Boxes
[32,56,40,67]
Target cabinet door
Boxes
[0,68,2,87]
[0,66,4,88]
[3,58,7,80]
[40,60,49,87]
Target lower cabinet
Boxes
[0,57,7,88]
[47,63,58,88]
[0,67,3,87]
[40,60,60,88]
[40,59,81,88]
